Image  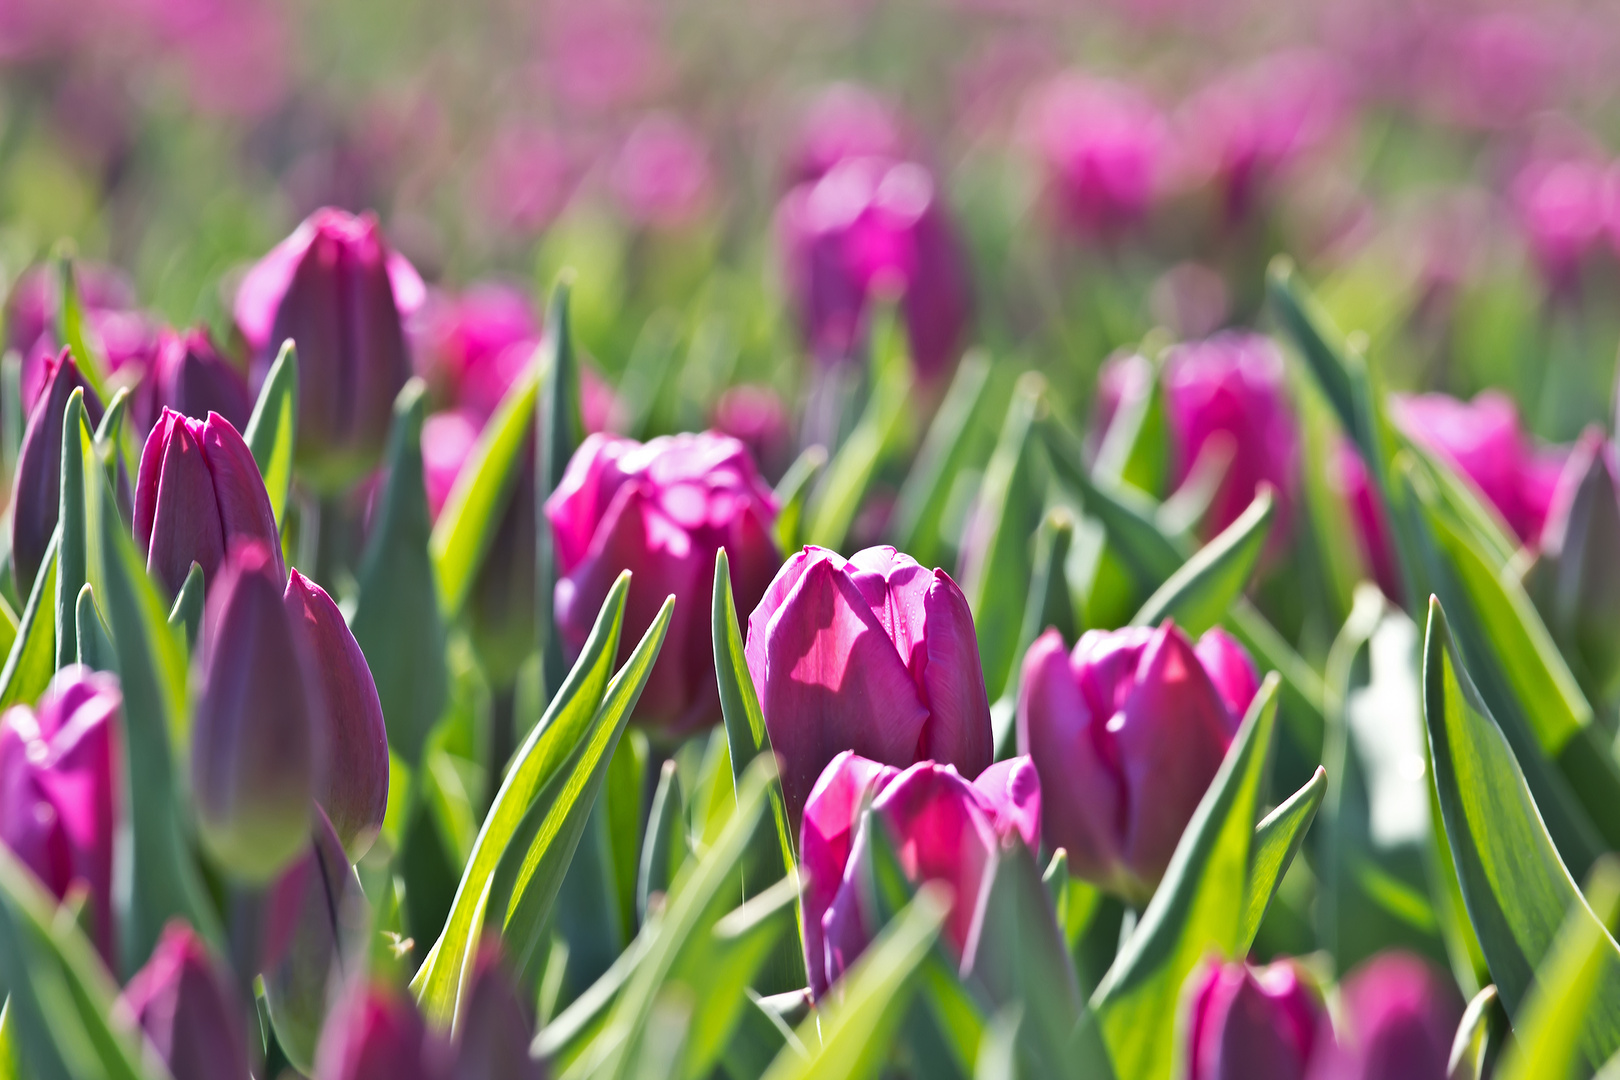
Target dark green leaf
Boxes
[805,344,912,552]
[638,759,690,921]
[243,339,298,529]
[891,350,993,566]
[53,253,109,398]
[55,388,91,671]
[73,585,111,671]
[1131,486,1273,638]
[536,275,582,698]
[1266,257,1357,442]
[0,527,58,708]
[164,563,203,652]
[1241,767,1326,946]
[992,508,1077,755]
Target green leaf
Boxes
[0,527,58,708]
[164,562,204,652]
[1447,985,1507,1080]
[411,572,628,1023]
[771,445,827,558]
[1090,675,1281,1080]
[90,387,132,505]
[991,508,1077,755]
[1266,257,1357,442]
[1131,486,1273,638]
[762,884,949,1080]
[891,350,993,566]
[1240,766,1326,946]
[55,388,92,671]
[0,845,165,1080]
[536,275,583,698]
[53,253,109,399]
[243,339,298,529]
[805,345,912,551]
[73,585,111,671]
[1092,352,1167,499]
[638,760,690,921]
[350,379,449,768]
[1421,597,1620,1055]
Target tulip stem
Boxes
[225,883,270,1071]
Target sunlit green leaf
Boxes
[243,339,298,529]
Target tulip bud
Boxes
[1391,391,1568,544]
[1022,74,1166,238]
[11,349,104,595]
[452,940,544,1080]
[1162,332,1299,542]
[192,542,325,882]
[133,327,254,435]
[5,262,138,414]
[314,983,452,1080]
[1311,952,1461,1080]
[1182,959,1327,1080]
[788,83,903,185]
[284,570,389,859]
[234,208,426,491]
[1017,622,1253,902]
[547,431,780,735]
[0,666,119,964]
[134,408,284,597]
[747,545,993,826]
[1537,429,1620,698]
[121,920,250,1080]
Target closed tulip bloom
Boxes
[1183,960,1327,1080]
[192,542,325,882]
[748,546,993,827]
[547,431,780,736]
[1162,332,1299,541]
[1310,952,1460,1080]
[315,984,451,1080]
[133,326,254,435]
[1017,622,1256,902]
[234,207,426,491]
[121,920,250,1080]
[134,408,283,597]
[0,666,119,964]
[11,349,104,595]
[809,755,1041,993]
[264,809,355,1073]
[788,83,903,184]
[285,570,389,859]
[1022,74,1166,237]
[452,940,545,1080]
[1537,430,1620,698]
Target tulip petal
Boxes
[1194,627,1260,731]
[744,546,829,702]
[146,417,226,597]
[201,412,285,578]
[972,755,1041,851]
[122,921,250,1080]
[916,568,993,776]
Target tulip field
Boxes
[8,0,1620,1077]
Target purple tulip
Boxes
[452,940,544,1080]
[410,284,539,422]
[1183,959,1328,1080]
[1017,622,1256,902]
[121,920,250,1080]
[1391,391,1567,545]
[314,984,452,1080]
[132,327,254,436]
[5,262,140,414]
[285,569,389,860]
[0,666,119,964]
[746,545,994,827]
[264,808,354,1071]
[1511,153,1613,290]
[788,83,903,185]
[1162,332,1299,543]
[546,431,780,736]
[11,349,104,595]
[1022,74,1166,238]
[609,113,714,229]
[776,155,971,378]
[805,754,1041,994]
[1308,952,1461,1080]
[134,408,284,598]
[192,542,325,882]
[234,207,426,491]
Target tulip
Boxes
[134,408,284,597]
[547,431,780,736]
[1329,439,1402,601]
[788,82,902,185]
[1017,622,1256,902]
[285,569,389,859]
[1309,952,1461,1080]
[132,326,254,435]
[314,983,452,1080]
[1391,391,1567,544]
[0,666,119,964]
[713,385,790,479]
[121,920,250,1080]
[1536,429,1620,698]
[234,207,426,491]
[5,261,142,413]
[1022,74,1166,238]
[747,545,994,826]
[192,542,325,882]
[1511,152,1611,290]
[11,349,104,595]
[410,283,539,422]
[452,940,544,1080]
[1162,332,1299,542]
[609,113,714,229]
[776,155,971,378]
[806,754,1041,994]
[1182,959,1328,1080]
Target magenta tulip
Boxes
[132,326,254,435]
[1183,959,1328,1080]
[452,940,544,1080]
[1308,952,1461,1080]
[315,984,452,1080]
[11,349,104,595]
[1022,74,1166,238]
[804,754,1041,995]
[5,262,141,414]
[285,569,389,859]
[1017,622,1256,902]
[410,283,540,423]
[234,207,426,491]
[1162,332,1299,542]
[0,666,119,964]
[1392,391,1568,545]
[547,431,780,736]
[747,545,994,827]
[788,83,903,185]
[192,542,325,882]
[121,920,250,1080]
[1511,153,1612,290]
[134,408,283,597]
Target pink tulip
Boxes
[11,349,104,595]
[1017,622,1256,902]
[547,431,779,735]
[1308,952,1461,1080]
[0,667,119,965]
[314,984,452,1080]
[1184,959,1328,1080]
[746,545,993,827]
[1022,74,1167,238]
[121,920,250,1080]
[787,83,903,184]
[452,940,543,1080]
[610,113,714,229]
[410,284,539,422]
[4,261,140,414]
[1511,154,1613,290]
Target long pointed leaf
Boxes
[0,527,59,708]
[1131,486,1273,637]
[536,276,582,698]
[244,339,298,529]
[55,388,92,670]
[891,350,992,566]
[1240,767,1326,946]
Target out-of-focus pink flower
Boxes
[0,667,120,965]
[133,327,254,436]
[547,432,780,735]
[1424,12,1558,132]
[1163,332,1299,541]
[121,920,249,1080]
[411,284,539,420]
[788,83,903,185]
[1330,439,1402,601]
[1392,391,1568,544]
[479,124,576,234]
[5,261,151,413]
[314,983,452,1080]
[1184,959,1328,1080]
[610,114,714,229]
[1017,622,1255,902]
[453,940,543,1080]
[747,545,993,826]
[1308,952,1460,1080]
[802,753,1040,996]
[777,156,972,378]
[713,385,789,477]
[1512,154,1614,289]
[1022,74,1167,237]
[543,1,666,113]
